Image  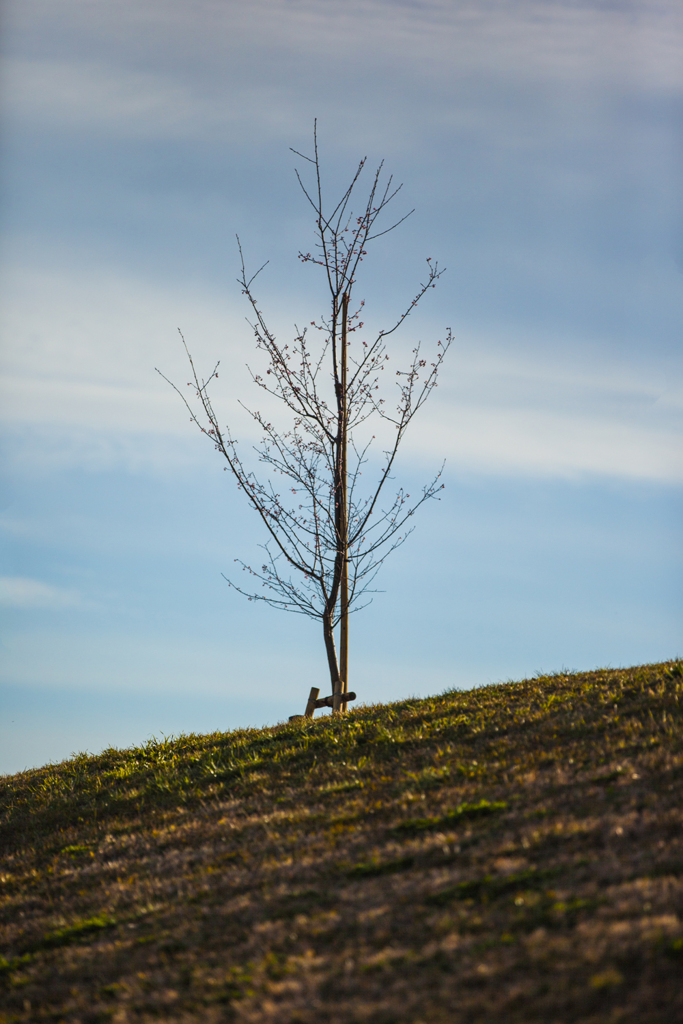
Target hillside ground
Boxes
[1,660,682,1023]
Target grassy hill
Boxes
[1,661,682,1024]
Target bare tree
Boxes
[159,127,451,713]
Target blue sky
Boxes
[1,0,681,775]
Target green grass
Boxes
[1,660,682,1023]
[394,798,508,835]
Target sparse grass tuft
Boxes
[1,660,682,1022]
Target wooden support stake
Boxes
[314,691,356,709]
[339,291,349,711]
[304,686,320,718]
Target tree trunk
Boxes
[323,605,342,700]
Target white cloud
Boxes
[404,337,683,481]
[0,576,83,609]
[408,398,683,482]
[2,0,681,152]
[0,57,196,138]
[0,261,680,482]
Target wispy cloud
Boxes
[0,576,83,609]
[0,262,680,482]
[4,0,682,151]
[1,0,681,485]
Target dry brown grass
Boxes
[1,660,682,1023]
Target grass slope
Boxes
[1,661,682,1024]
